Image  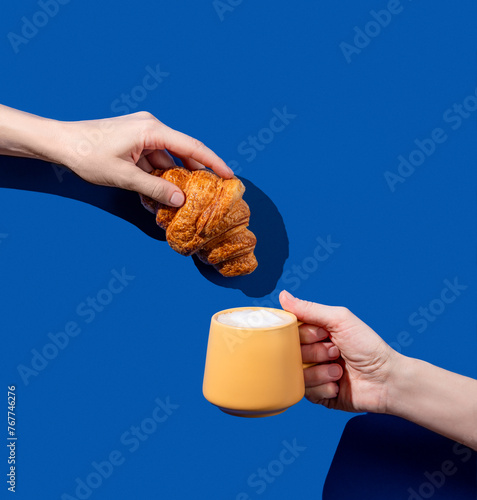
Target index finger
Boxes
[147,124,234,179]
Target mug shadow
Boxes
[323,414,477,500]
[0,156,288,297]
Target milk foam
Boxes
[217,309,290,328]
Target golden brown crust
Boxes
[155,168,191,230]
[202,199,251,243]
[139,167,257,276]
[215,253,258,277]
[197,226,256,265]
[166,170,219,255]
[196,178,245,236]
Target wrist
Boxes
[383,353,420,417]
[52,119,113,173]
[37,118,69,165]
[0,105,66,164]
[47,120,80,168]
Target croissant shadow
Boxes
[0,157,288,297]
[192,177,289,297]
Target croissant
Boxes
[139,167,258,277]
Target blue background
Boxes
[1,1,476,499]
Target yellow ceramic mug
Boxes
[202,307,314,418]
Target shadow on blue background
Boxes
[0,156,288,297]
[193,177,289,297]
[323,414,477,500]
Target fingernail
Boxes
[328,365,341,378]
[170,191,185,207]
[281,290,295,301]
[224,168,234,178]
[329,346,339,358]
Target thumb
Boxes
[279,290,342,330]
[127,167,185,207]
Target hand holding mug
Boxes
[279,290,397,413]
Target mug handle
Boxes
[297,320,319,369]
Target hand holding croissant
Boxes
[140,167,258,277]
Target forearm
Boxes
[386,355,477,450]
[0,104,64,164]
